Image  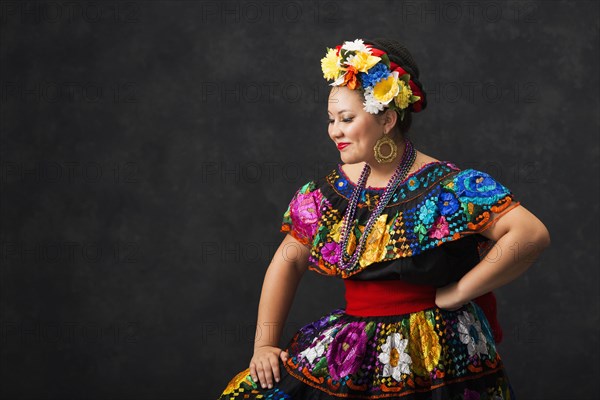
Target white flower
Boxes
[378,332,412,382]
[330,72,346,87]
[457,311,489,357]
[363,87,385,114]
[341,39,370,53]
[299,326,336,365]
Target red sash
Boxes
[343,279,503,343]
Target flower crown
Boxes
[321,39,425,119]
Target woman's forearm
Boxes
[253,252,305,350]
[457,228,550,304]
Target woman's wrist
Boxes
[254,343,279,351]
[454,279,472,306]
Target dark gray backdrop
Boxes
[0,1,598,399]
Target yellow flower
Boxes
[330,219,342,242]
[409,312,441,376]
[373,74,400,105]
[359,214,391,267]
[346,228,357,255]
[347,51,381,73]
[321,48,341,80]
[222,368,254,395]
[393,80,413,110]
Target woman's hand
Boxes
[249,345,289,390]
[435,282,466,311]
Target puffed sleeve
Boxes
[439,168,521,237]
[280,180,322,247]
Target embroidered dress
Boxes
[218,161,521,399]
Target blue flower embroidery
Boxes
[453,170,509,206]
[437,190,459,216]
[406,176,420,191]
[418,199,437,226]
[336,178,349,191]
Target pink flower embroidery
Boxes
[428,215,449,240]
[290,190,323,242]
[321,241,340,264]
[326,322,368,380]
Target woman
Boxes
[218,38,550,399]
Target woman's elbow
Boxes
[533,222,551,250]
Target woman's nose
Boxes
[330,120,343,136]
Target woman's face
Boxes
[327,86,395,164]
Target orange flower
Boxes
[343,66,359,90]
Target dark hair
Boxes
[362,38,427,138]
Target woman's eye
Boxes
[327,118,353,124]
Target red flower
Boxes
[365,45,386,58]
[408,80,424,112]
[391,64,409,77]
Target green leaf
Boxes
[364,321,377,338]
[312,357,329,377]
[380,53,391,69]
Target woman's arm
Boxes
[249,234,311,388]
[436,204,551,309]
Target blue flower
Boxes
[406,176,420,191]
[418,199,437,226]
[437,190,459,216]
[358,63,390,88]
[336,178,348,190]
[453,169,509,205]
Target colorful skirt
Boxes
[218,301,516,399]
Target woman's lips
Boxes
[337,143,350,150]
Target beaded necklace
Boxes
[338,139,417,271]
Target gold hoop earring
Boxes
[373,132,397,164]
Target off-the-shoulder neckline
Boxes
[337,160,457,192]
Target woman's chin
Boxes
[340,153,363,164]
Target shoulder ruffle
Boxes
[280,163,521,278]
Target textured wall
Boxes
[0,1,598,399]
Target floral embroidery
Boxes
[360,213,391,265]
[437,189,460,215]
[326,321,369,380]
[414,222,428,244]
[299,326,337,366]
[321,241,341,264]
[289,189,323,244]
[221,368,255,395]
[378,332,412,382]
[428,215,449,239]
[406,175,420,191]
[454,169,511,206]
[408,312,441,375]
[457,311,489,357]
[280,162,520,279]
[418,198,437,226]
[220,304,514,399]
